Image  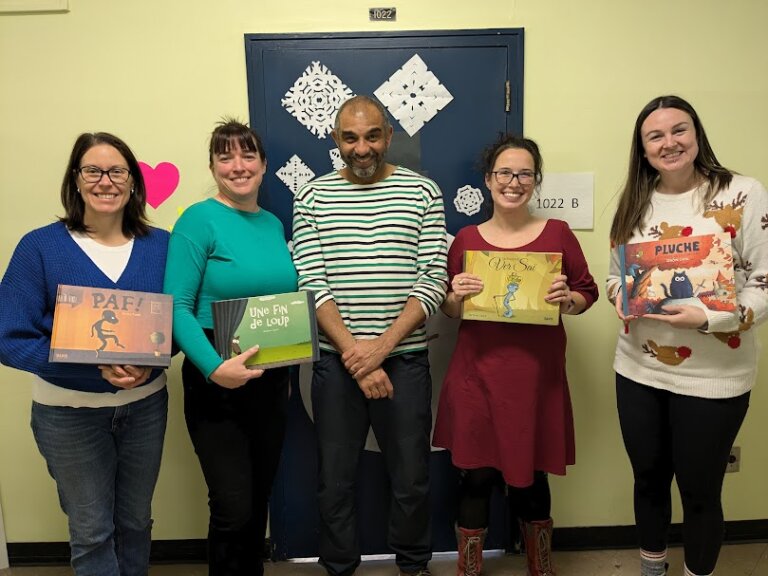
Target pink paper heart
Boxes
[139,161,179,209]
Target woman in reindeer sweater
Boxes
[607,95,768,576]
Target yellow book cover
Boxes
[461,251,563,325]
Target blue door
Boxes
[245,28,524,560]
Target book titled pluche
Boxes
[461,250,563,326]
[212,291,319,370]
[49,285,173,367]
[619,232,737,317]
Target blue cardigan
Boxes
[0,222,169,393]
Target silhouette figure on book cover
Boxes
[91,310,125,353]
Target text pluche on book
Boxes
[212,291,319,370]
[461,250,563,326]
[50,285,173,367]
[618,232,736,317]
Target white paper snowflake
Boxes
[276,154,315,195]
[281,61,355,139]
[329,148,346,171]
[374,54,454,137]
[454,185,484,216]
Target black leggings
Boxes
[616,374,749,575]
[457,467,551,529]
[182,351,289,576]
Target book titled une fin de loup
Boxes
[212,291,319,370]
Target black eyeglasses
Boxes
[491,170,535,185]
[77,166,131,184]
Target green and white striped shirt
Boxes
[292,167,448,354]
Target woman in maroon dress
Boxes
[433,135,598,576]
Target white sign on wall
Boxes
[531,172,594,230]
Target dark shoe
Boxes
[399,568,432,576]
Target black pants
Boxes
[616,374,749,575]
[457,467,551,529]
[182,355,289,576]
[312,351,433,576]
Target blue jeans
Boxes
[312,351,433,576]
[31,387,168,576]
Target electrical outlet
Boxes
[726,446,740,473]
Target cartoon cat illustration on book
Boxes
[661,271,695,299]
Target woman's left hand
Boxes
[643,305,708,330]
[545,274,574,312]
[99,364,152,389]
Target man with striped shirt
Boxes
[292,95,448,576]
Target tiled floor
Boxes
[2,543,768,575]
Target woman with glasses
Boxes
[607,96,768,576]
[164,119,297,576]
[433,134,598,576]
[0,132,169,576]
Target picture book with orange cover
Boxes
[49,285,173,367]
[619,232,736,317]
[461,250,563,326]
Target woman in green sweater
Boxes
[164,120,297,576]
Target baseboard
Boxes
[8,520,768,565]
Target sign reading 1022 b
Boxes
[531,172,594,230]
[369,7,396,21]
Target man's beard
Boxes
[350,163,378,179]
[345,149,387,180]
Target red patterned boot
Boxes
[521,518,556,576]
[455,525,486,576]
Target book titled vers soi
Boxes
[461,250,563,326]
[619,232,737,317]
[50,285,173,367]
[212,291,319,370]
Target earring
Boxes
[76,188,81,195]
[130,187,135,195]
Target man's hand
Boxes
[356,367,394,400]
[342,338,391,379]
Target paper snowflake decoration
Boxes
[454,185,484,216]
[276,154,315,195]
[374,54,454,137]
[282,61,355,139]
[329,148,346,171]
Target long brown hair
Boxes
[60,132,150,237]
[610,95,733,245]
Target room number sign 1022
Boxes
[532,173,595,230]
[536,197,572,210]
[369,7,396,21]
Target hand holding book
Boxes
[98,364,152,389]
[544,274,578,314]
[451,273,484,298]
[209,345,264,389]
[640,304,708,330]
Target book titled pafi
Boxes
[50,285,173,367]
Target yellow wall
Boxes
[1,0,767,543]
